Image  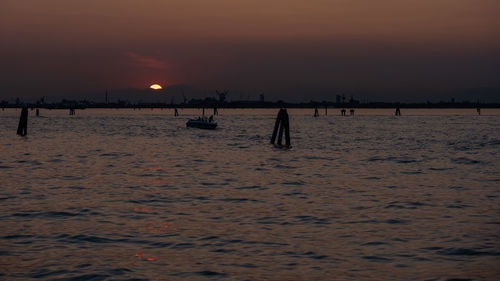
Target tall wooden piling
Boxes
[314,107,319,117]
[395,107,401,116]
[283,111,290,146]
[17,107,28,136]
[271,109,291,147]
[36,108,40,116]
[276,111,285,146]
[214,107,218,115]
[325,106,328,116]
[270,109,283,144]
[174,108,179,116]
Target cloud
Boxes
[126,52,168,70]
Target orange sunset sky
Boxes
[1,0,499,102]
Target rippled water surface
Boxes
[1,108,499,280]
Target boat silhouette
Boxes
[186,116,217,130]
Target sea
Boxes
[1,108,499,281]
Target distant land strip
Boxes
[2,100,499,109]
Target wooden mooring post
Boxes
[271,108,291,147]
[395,107,401,116]
[314,107,319,117]
[17,107,28,136]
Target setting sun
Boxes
[149,84,162,90]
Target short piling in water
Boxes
[341,108,346,116]
[36,108,40,116]
[17,107,28,136]
[395,107,401,116]
[69,108,75,115]
[476,107,481,115]
[270,108,291,147]
[350,109,355,116]
[214,107,218,115]
[174,108,179,116]
[325,106,328,116]
[314,107,319,117]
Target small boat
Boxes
[186,118,217,130]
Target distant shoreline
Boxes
[2,102,500,109]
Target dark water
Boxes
[1,108,499,280]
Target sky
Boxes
[1,0,499,102]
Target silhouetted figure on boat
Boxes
[17,107,28,136]
[208,115,214,122]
